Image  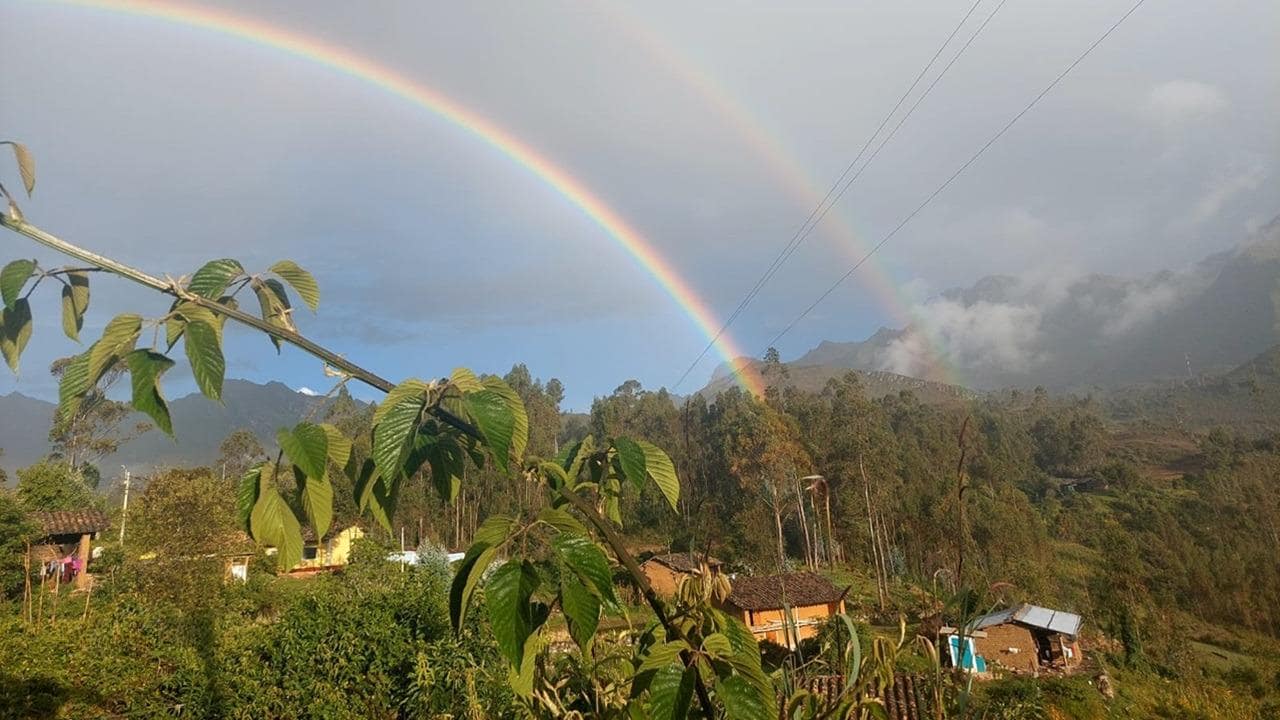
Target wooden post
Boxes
[75,532,92,589]
[36,569,46,629]
[22,542,32,624]
[81,580,93,622]
[51,564,61,625]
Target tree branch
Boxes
[556,486,715,719]
[0,215,480,438]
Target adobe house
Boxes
[721,571,849,648]
[29,509,110,589]
[288,524,366,575]
[950,603,1084,675]
[640,552,723,596]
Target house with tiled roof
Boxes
[640,552,723,596]
[29,509,110,590]
[721,571,849,648]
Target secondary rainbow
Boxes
[42,0,767,396]
[598,1,964,387]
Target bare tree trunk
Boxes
[823,488,836,569]
[22,542,32,624]
[794,479,813,569]
[860,457,886,610]
[769,480,786,572]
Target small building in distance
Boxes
[640,552,723,596]
[29,509,110,589]
[953,603,1084,675]
[722,571,848,648]
[290,525,366,575]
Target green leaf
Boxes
[0,259,34,310]
[718,675,773,720]
[508,629,544,698]
[372,378,430,425]
[187,259,244,299]
[612,437,646,489]
[463,389,516,474]
[639,640,691,672]
[123,349,176,435]
[278,423,329,481]
[300,473,334,540]
[57,350,92,419]
[423,435,465,502]
[172,302,222,341]
[184,320,225,402]
[236,464,264,533]
[560,573,600,653]
[0,298,32,373]
[372,392,424,482]
[251,276,293,351]
[249,482,304,572]
[59,270,90,341]
[537,506,588,537]
[448,366,483,393]
[449,514,516,630]
[649,664,696,720]
[483,376,528,465]
[486,560,541,668]
[88,313,141,385]
[268,260,320,311]
[552,533,616,605]
[3,141,35,195]
[639,440,680,510]
[319,423,352,468]
[702,632,733,660]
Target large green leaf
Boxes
[0,298,32,373]
[88,313,141,385]
[299,473,334,540]
[123,349,175,436]
[449,514,516,629]
[59,270,89,341]
[463,388,516,474]
[537,506,588,537]
[372,378,430,425]
[236,464,264,533]
[638,640,692,673]
[718,674,774,720]
[0,259,34,310]
[448,366,483,393]
[187,258,244,299]
[372,392,424,482]
[612,437,646,490]
[415,434,464,502]
[268,260,320,311]
[552,533,616,604]
[249,483,304,572]
[278,423,329,481]
[639,440,680,510]
[482,376,528,465]
[486,560,541,668]
[57,350,91,418]
[649,664,696,720]
[319,424,352,468]
[560,573,600,654]
[184,320,225,402]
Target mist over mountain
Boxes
[716,216,1280,393]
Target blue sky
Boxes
[1,0,1276,410]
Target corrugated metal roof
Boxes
[970,603,1081,636]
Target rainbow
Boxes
[38,0,768,396]
[598,2,964,387]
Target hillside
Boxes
[699,360,975,404]
[0,379,339,476]
[709,217,1280,393]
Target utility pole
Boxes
[118,466,131,546]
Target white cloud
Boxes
[879,299,1045,377]
[1188,164,1267,226]
[297,386,318,396]
[1146,80,1228,126]
[1102,280,1182,336]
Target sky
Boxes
[0,0,1276,410]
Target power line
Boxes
[672,0,991,390]
[766,0,1149,349]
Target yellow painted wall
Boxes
[297,526,365,569]
[732,601,845,644]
